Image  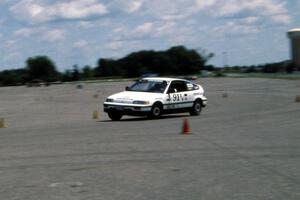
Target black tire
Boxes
[108,111,123,121]
[148,103,163,119]
[190,100,202,116]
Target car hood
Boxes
[108,91,163,103]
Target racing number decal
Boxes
[166,93,189,110]
[172,94,184,102]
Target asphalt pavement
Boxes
[0,78,300,200]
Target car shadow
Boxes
[99,114,190,122]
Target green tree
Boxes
[26,56,59,81]
[94,46,213,77]
[71,65,80,81]
[0,69,28,86]
[62,70,72,82]
[286,62,296,73]
[82,65,94,79]
[166,46,206,75]
[95,58,122,77]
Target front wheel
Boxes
[190,100,202,116]
[148,103,163,119]
[108,111,123,121]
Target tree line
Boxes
[1,45,298,86]
[223,60,299,74]
[0,46,214,86]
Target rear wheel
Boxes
[190,100,202,116]
[108,111,123,121]
[148,103,163,119]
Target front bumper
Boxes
[103,103,152,116]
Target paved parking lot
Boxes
[0,78,300,200]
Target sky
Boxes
[0,0,300,71]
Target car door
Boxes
[164,80,193,110]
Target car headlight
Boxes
[133,100,150,105]
[105,98,114,102]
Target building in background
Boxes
[287,29,300,67]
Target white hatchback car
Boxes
[104,77,207,120]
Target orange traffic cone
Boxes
[182,118,191,135]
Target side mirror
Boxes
[125,86,130,91]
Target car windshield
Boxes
[128,80,168,93]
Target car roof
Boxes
[142,77,188,82]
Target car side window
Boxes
[186,82,194,91]
[193,84,200,90]
[148,82,167,93]
[168,81,188,93]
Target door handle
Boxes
[184,94,187,96]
